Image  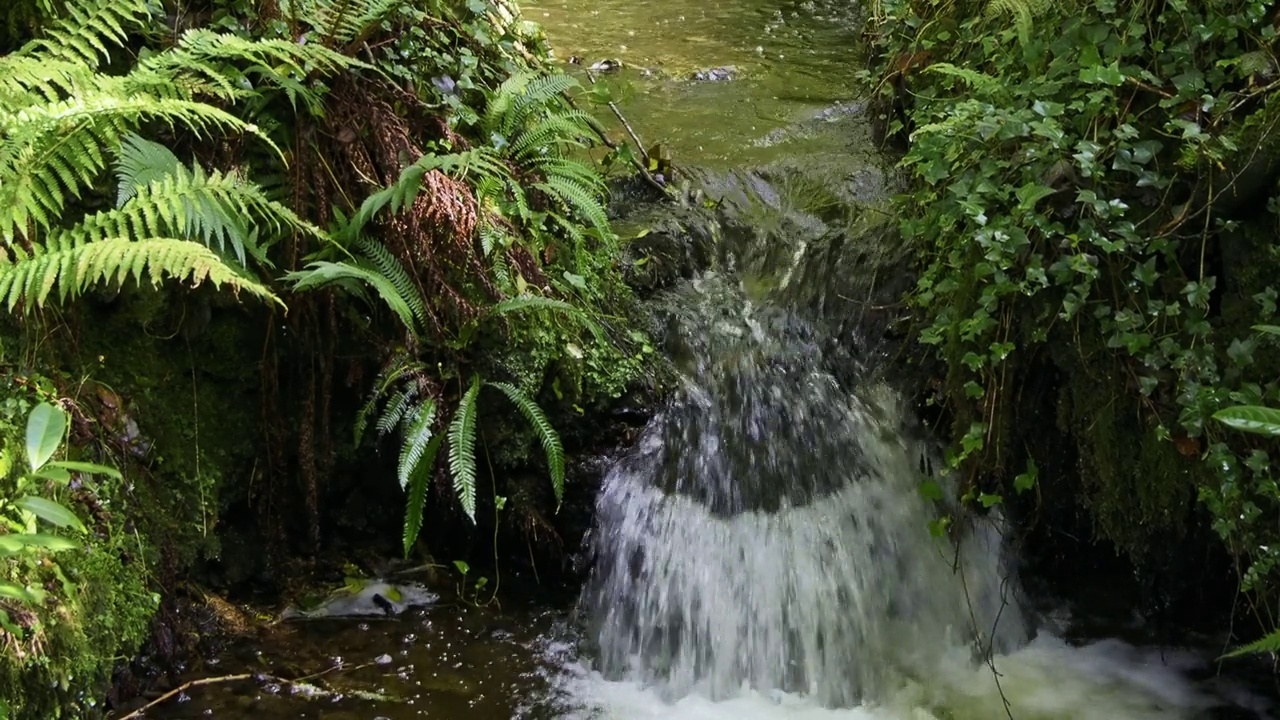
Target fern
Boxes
[286,259,421,334]
[114,133,182,206]
[279,0,405,49]
[984,0,1053,46]
[355,237,428,329]
[488,382,566,508]
[448,376,481,522]
[0,237,278,310]
[22,0,150,66]
[397,398,438,488]
[377,386,419,435]
[490,293,605,342]
[1222,628,1280,658]
[402,432,444,557]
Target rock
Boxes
[281,580,438,620]
[690,66,737,82]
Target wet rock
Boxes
[281,580,438,620]
[689,65,737,82]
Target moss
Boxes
[63,287,265,566]
[1053,332,1202,562]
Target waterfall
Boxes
[579,270,1025,707]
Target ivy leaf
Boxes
[919,479,944,501]
[1214,406,1280,436]
[1015,182,1056,209]
[25,403,66,472]
[978,492,1004,508]
[1014,457,1038,493]
[1079,61,1124,86]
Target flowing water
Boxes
[152,1,1278,718]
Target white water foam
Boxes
[551,634,1237,720]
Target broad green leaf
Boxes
[1253,325,1280,337]
[1213,406,1280,436]
[49,460,122,479]
[33,466,71,484]
[15,496,86,533]
[1014,457,1038,493]
[919,479,944,502]
[978,492,1004,508]
[25,403,66,471]
[0,582,40,605]
[6,534,78,552]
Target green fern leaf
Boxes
[1222,628,1280,658]
[285,260,421,335]
[377,386,419,435]
[398,398,439,490]
[488,381,566,509]
[0,237,278,310]
[114,133,182,206]
[447,376,481,522]
[402,432,444,558]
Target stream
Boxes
[152,1,1276,718]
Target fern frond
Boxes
[0,92,271,242]
[377,386,419,435]
[114,133,182,206]
[280,0,405,48]
[397,398,438,489]
[983,0,1052,46]
[346,148,506,237]
[402,432,444,557]
[285,259,421,334]
[447,376,481,522]
[131,29,360,111]
[356,237,427,330]
[1222,628,1280,658]
[490,294,605,342]
[355,353,426,444]
[489,72,579,137]
[0,237,279,310]
[510,112,595,160]
[21,0,151,67]
[488,381,565,508]
[536,175,611,236]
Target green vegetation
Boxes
[0,0,648,713]
[867,0,1280,650]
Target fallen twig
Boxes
[113,660,377,719]
[585,69,653,168]
[560,73,671,197]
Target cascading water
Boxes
[578,268,1025,708]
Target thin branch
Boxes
[113,660,377,719]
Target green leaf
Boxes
[16,496,86,533]
[453,559,470,576]
[32,466,71,484]
[0,582,40,605]
[1220,628,1280,658]
[48,460,122,479]
[919,479,944,502]
[1014,457,1038,493]
[487,381,566,509]
[1213,406,1280,436]
[1253,324,1280,337]
[401,432,444,558]
[0,533,78,555]
[25,403,66,471]
[448,377,481,522]
[978,492,1004,508]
